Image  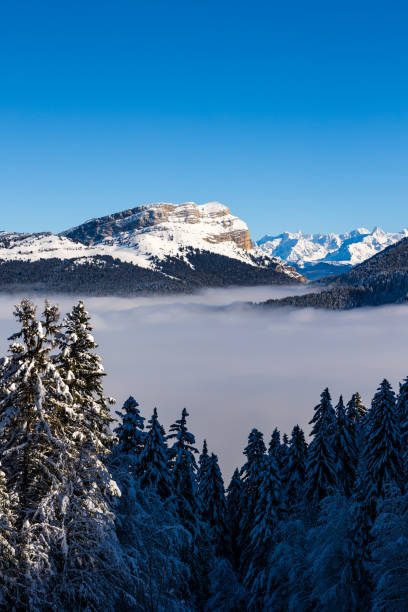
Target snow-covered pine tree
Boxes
[308,492,369,612]
[305,388,337,505]
[56,299,114,453]
[226,468,244,570]
[364,379,403,515]
[280,432,290,489]
[243,453,283,609]
[114,396,145,456]
[137,407,173,500]
[397,377,408,469]
[334,396,357,497]
[167,409,211,608]
[239,428,266,578]
[0,299,76,608]
[0,466,17,607]
[286,424,308,510]
[199,452,229,557]
[197,439,210,488]
[370,484,408,612]
[346,392,366,422]
[268,428,281,460]
[167,408,200,538]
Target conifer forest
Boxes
[0,298,407,612]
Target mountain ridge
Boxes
[258,226,408,278]
[0,202,303,295]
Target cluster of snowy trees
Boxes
[0,298,407,611]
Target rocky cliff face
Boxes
[62,201,253,251]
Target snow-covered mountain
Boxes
[257,227,408,278]
[0,202,303,295]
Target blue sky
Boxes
[0,0,407,238]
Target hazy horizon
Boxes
[0,286,407,480]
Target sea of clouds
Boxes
[0,285,407,480]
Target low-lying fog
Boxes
[0,285,407,480]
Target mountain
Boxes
[0,202,303,295]
[258,227,408,279]
[260,236,408,310]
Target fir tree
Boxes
[334,396,357,497]
[198,439,210,487]
[112,396,145,471]
[0,299,75,607]
[396,377,408,466]
[268,428,281,460]
[370,485,408,612]
[0,466,17,608]
[286,424,308,510]
[244,453,283,609]
[167,408,200,538]
[308,493,369,612]
[199,453,229,557]
[346,392,366,422]
[226,468,244,570]
[239,429,266,578]
[365,379,403,509]
[56,299,114,453]
[137,408,173,500]
[306,388,337,504]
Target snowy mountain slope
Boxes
[0,202,303,294]
[258,227,408,277]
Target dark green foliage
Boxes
[334,396,357,497]
[306,388,337,504]
[114,396,145,456]
[286,425,308,510]
[364,380,403,508]
[137,408,173,500]
[199,453,229,557]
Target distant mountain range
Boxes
[261,236,408,310]
[0,202,303,295]
[258,227,408,279]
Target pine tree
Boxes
[226,468,244,570]
[346,392,366,422]
[244,453,283,609]
[308,493,369,612]
[239,429,266,578]
[334,396,357,497]
[137,408,173,500]
[0,299,76,607]
[364,379,403,512]
[112,396,145,472]
[370,485,408,612]
[306,388,337,505]
[56,299,114,453]
[396,377,408,468]
[199,453,229,557]
[0,467,17,607]
[167,408,200,538]
[268,428,281,460]
[286,424,308,510]
[198,439,210,488]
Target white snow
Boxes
[258,227,408,268]
[0,202,302,280]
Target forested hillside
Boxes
[0,299,406,610]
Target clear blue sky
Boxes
[1,0,407,238]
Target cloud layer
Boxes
[0,286,407,481]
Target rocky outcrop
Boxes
[62,201,253,251]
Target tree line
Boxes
[0,298,406,611]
